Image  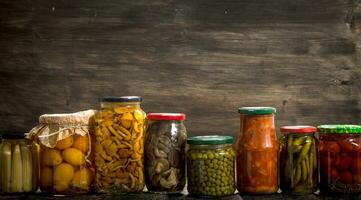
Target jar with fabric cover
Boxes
[29,110,96,194]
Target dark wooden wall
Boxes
[0,0,361,137]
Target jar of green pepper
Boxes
[279,126,318,194]
[186,135,235,197]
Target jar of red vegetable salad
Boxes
[318,125,361,194]
[236,107,278,194]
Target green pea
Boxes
[188,147,235,197]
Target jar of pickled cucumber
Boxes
[318,125,361,194]
[94,96,146,193]
[236,107,278,194]
[186,135,235,197]
[279,126,318,194]
[29,110,96,194]
[144,113,187,193]
[0,132,39,193]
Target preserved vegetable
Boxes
[94,96,145,193]
[144,113,187,193]
[318,125,361,194]
[0,132,39,193]
[236,107,278,194]
[279,126,317,194]
[187,135,235,197]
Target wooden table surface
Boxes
[1,193,361,200]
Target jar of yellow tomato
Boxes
[29,110,96,194]
[94,96,146,193]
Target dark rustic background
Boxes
[0,0,360,137]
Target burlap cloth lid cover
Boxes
[29,110,96,148]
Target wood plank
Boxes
[0,0,360,136]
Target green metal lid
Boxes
[187,135,233,145]
[317,125,361,134]
[238,107,276,115]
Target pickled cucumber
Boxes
[187,147,235,197]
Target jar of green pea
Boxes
[186,135,235,197]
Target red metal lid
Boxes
[147,113,186,121]
[280,126,317,133]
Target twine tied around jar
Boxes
[28,110,96,149]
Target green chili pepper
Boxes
[305,155,311,183]
[312,143,317,169]
[301,159,308,182]
[296,141,311,166]
[293,165,302,187]
[292,137,305,146]
[309,149,314,184]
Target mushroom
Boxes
[154,158,170,174]
[158,142,170,153]
[159,135,171,145]
[154,147,168,158]
[159,168,178,189]
[157,135,172,153]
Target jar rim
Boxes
[317,125,361,134]
[101,96,142,103]
[187,135,233,145]
[238,107,276,115]
[280,126,316,133]
[147,113,186,121]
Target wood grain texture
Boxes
[0,0,360,137]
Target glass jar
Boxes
[186,135,235,197]
[144,113,187,193]
[0,132,39,193]
[236,107,278,194]
[279,126,318,194]
[29,110,96,194]
[94,96,146,193]
[318,125,361,194]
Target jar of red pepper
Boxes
[318,125,361,194]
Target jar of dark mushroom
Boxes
[144,113,187,193]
